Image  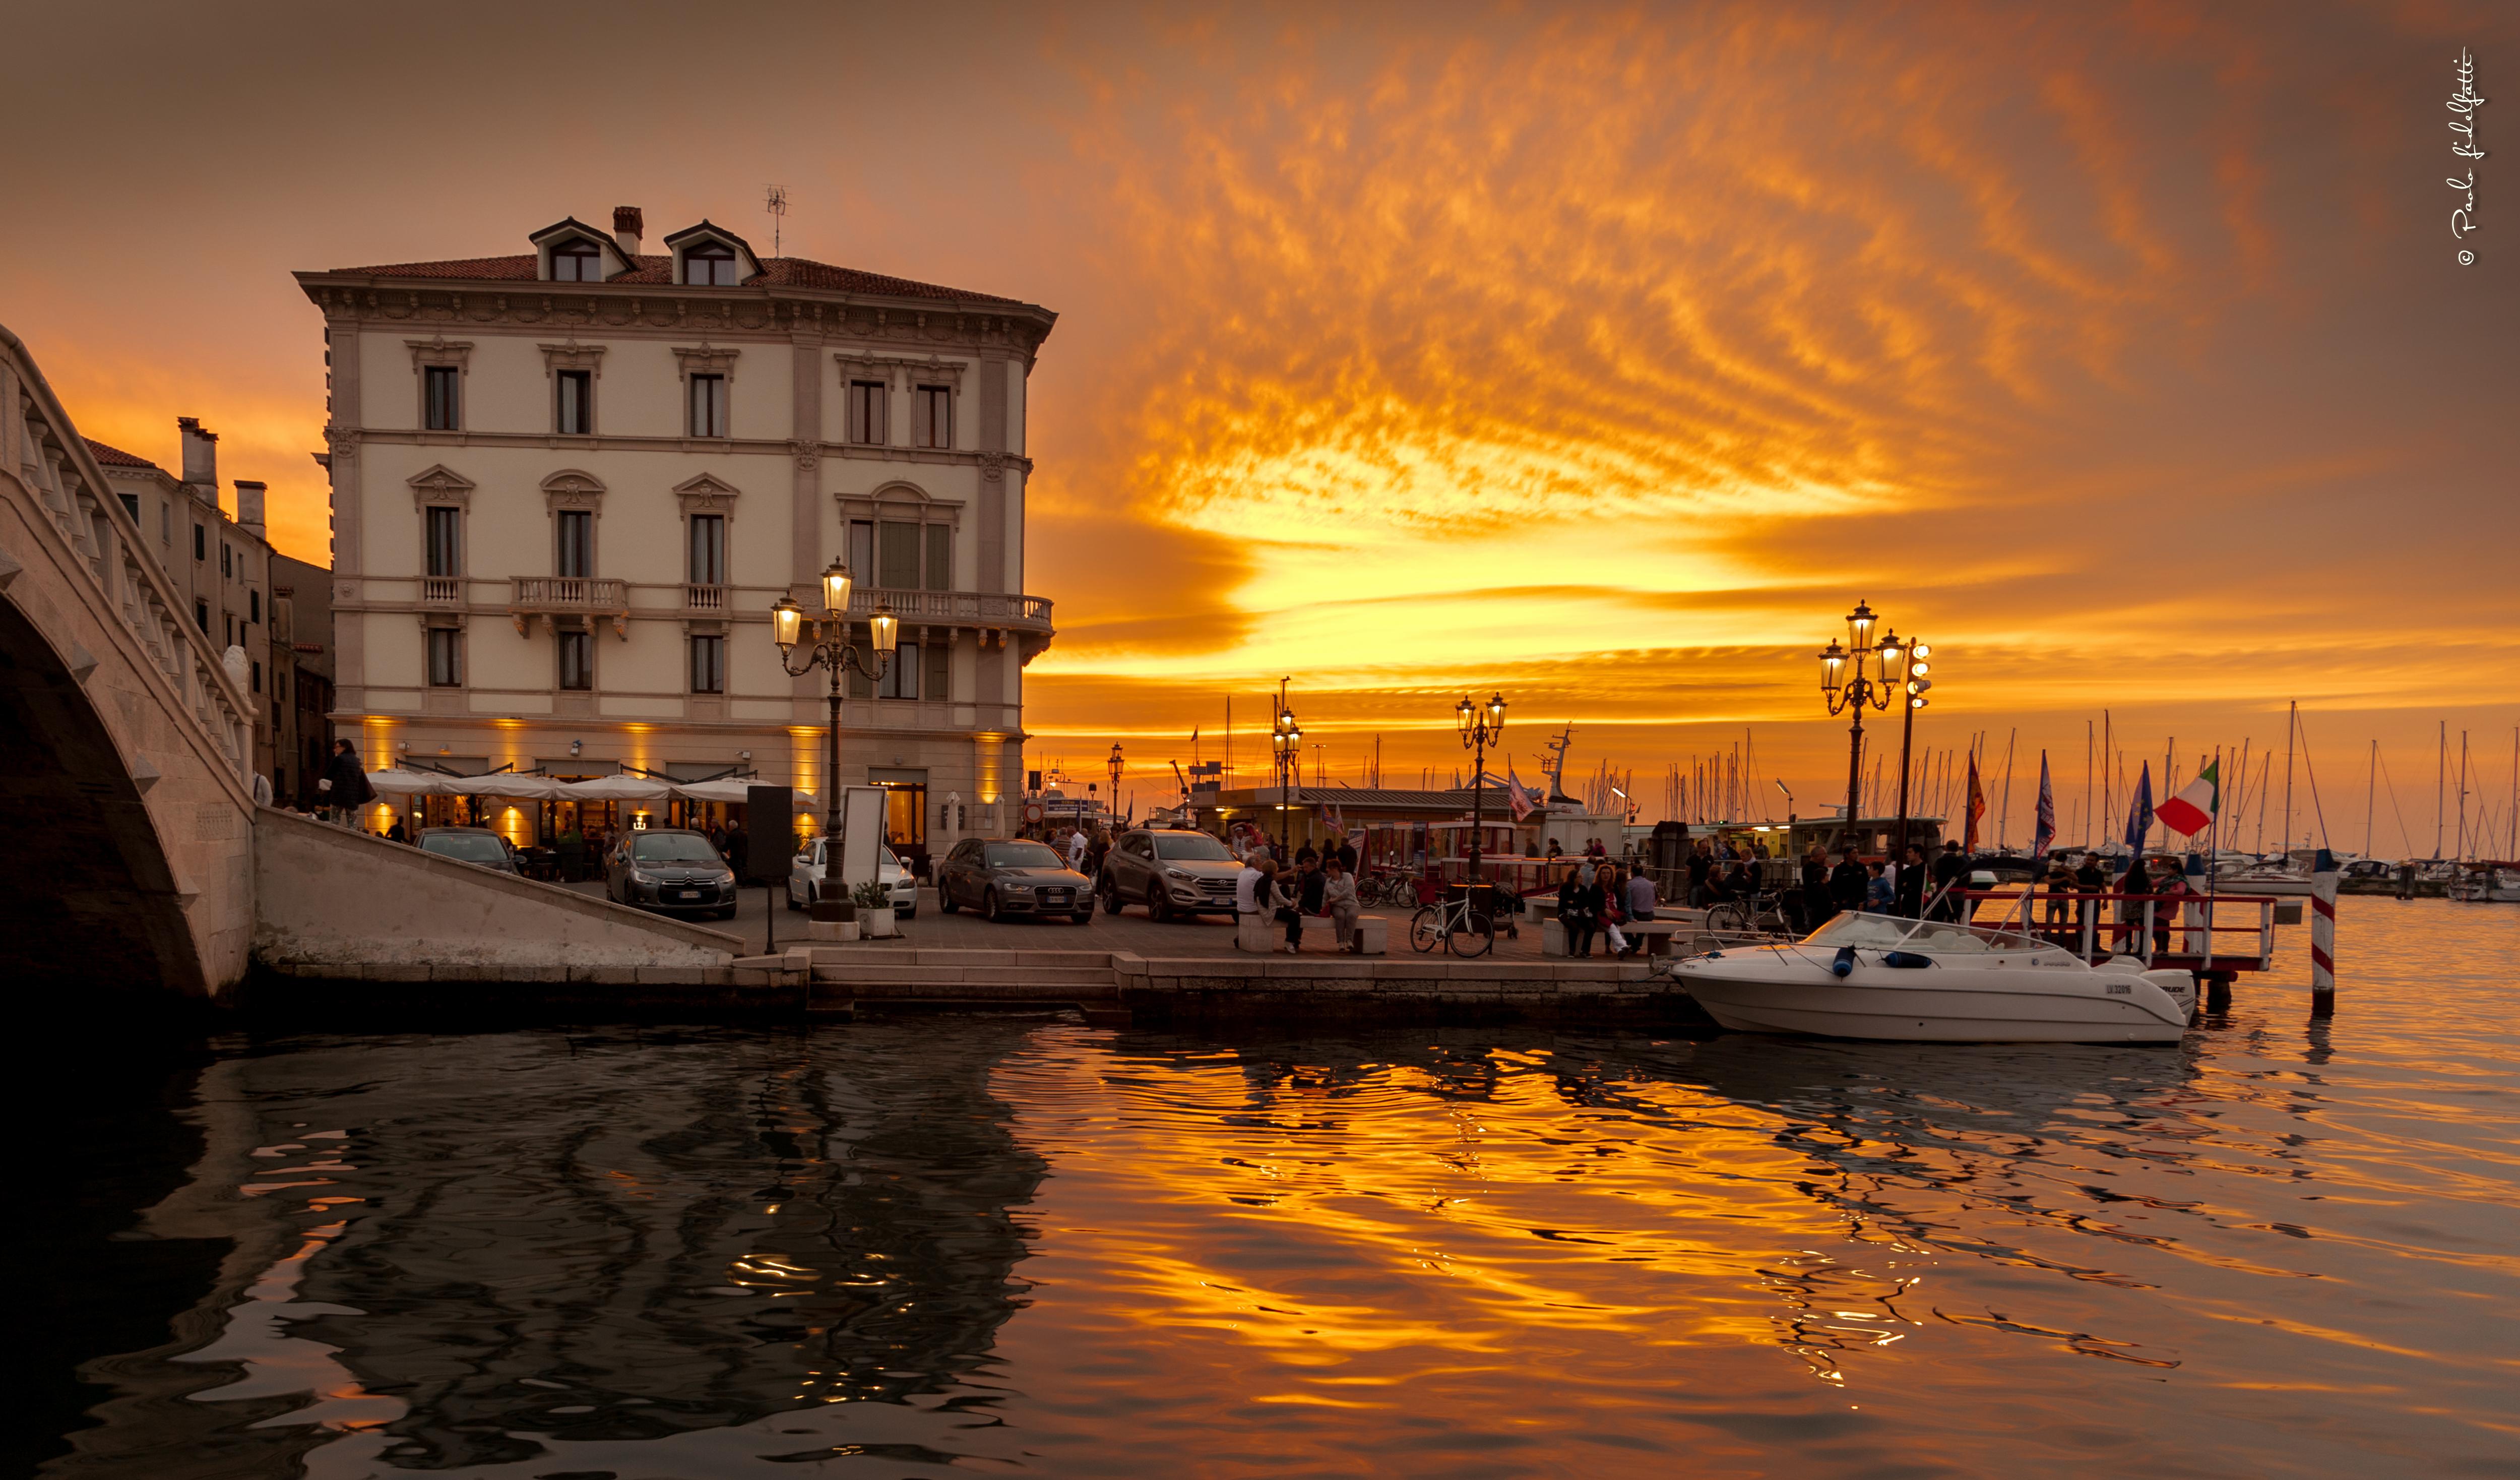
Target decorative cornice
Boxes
[407,335,472,371]
[671,342,740,377]
[338,425,1033,478]
[834,351,970,390]
[674,472,741,514]
[540,468,607,512]
[407,463,475,508]
[538,339,607,376]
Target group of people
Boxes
[1551,860,1658,958]
[1235,836,1368,953]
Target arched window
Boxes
[551,237,603,282]
[683,241,738,286]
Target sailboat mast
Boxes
[2437,719,2447,859]
[2365,738,2377,858]
[2458,730,2471,860]
[2283,701,2297,859]
[1998,727,2017,849]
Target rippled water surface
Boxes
[34,899,2520,1476]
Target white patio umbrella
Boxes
[446,772,568,799]
[560,774,676,801]
[672,777,820,810]
[364,768,457,796]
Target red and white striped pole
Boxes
[2310,847,2339,1017]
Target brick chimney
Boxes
[177,416,218,499]
[613,205,644,258]
[234,480,267,537]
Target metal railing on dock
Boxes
[1950,888,2280,975]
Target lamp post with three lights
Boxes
[1815,600,1934,860]
[771,559,896,847]
[1270,680,1300,857]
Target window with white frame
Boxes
[688,634,726,694]
[556,369,594,434]
[914,384,953,448]
[688,374,728,437]
[558,629,593,691]
[423,365,461,430]
[683,241,738,286]
[426,628,463,687]
[848,380,887,444]
[551,238,603,282]
[688,515,726,585]
[425,506,463,578]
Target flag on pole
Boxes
[2033,751,2055,858]
[2118,761,2153,877]
[1505,767,1537,823]
[2155,758,2220,836]
[1964,754,1985,851]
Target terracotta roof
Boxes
[323,251,1027,305]
[83,437,162,471]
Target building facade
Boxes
[293,207,1057,859]
[88,421,290,792]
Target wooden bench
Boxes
[1542,916,1694,957]
[1236,912,1386,954]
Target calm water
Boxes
[30,897,2520,1477]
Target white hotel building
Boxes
[295,207,1057,860]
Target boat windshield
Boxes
[1801,911,2064,956]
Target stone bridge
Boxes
[2,322,261,1003]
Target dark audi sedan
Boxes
[605,828,739,919]
[936,838,1095,924]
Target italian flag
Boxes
[2156,759,2219,836]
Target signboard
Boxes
[742,785,791,884]
[1023,801,1045,826]
[838,785,888,891]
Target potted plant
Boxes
[853,878,896,938]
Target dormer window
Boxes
[683,242,738,286]
[551,238,604,282]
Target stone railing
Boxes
[845,586,1053,633]
[684,582,726,612]
[0,322,253,782]
[507,576,630,637]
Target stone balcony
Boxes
[847,586,1053,635]
[507,576,629,636]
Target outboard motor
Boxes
[2144,968,2198,1018]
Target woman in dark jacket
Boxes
[1557,865,1604,958]
[318,738,373,819]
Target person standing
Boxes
[1686,838,1716,907]
[2116,855,2155,953]
[1801,845,1835,930]
[1865,861,1895,913]
[317,738,374,826]
[722,820,749,883]
[1894,843,1928,917]
[1084,826,1111,882]
[1557,863,1603,958]
[1064,827,1088,873]
[1234,852,1270,946]
[1831,846,1868,916]
[1931,839,1970,921]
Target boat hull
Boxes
[1670,951,2191,1044]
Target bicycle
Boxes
[1410,890,1494,956]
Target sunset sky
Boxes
[7,2,2513,852]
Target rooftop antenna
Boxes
[765,184,788,257]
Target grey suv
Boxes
[1098,827,1240,921]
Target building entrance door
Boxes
[868,768,929,873]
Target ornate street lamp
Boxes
[1456,691,1506,881]
[1819,601,1899,842]
[1107,743,1125,827]
[1270,680,1300,856]
[772,558,895,846]
[1889,640,1934,861]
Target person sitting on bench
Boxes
[1321,855,1362,953]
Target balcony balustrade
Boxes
[508,576,630,637]
[421,576,463,603]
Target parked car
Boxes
[784,837,919,916]
[604,828,739,919]
[934,837,1095,923]
[1098,826,1240,920]
[415,825,519,875]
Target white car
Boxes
[785,837,919,916]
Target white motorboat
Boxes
[1666,911,2197,1044]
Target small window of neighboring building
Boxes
[689,634,726,694]
[556,369,594,434]
[914,385,953,449]
[688,373,728,437]
[251,659,263,693]
[160,501,170,545]
[222,542,233,577]
[558,630,593,690]
[250,590,261,624]
[117,491,138,521]
[426,628,462,687]
[551,238,603,282]
[194,598,208,630]
[423,364,461,430]
[425,506,463,578]
[556,510,593,579]
[848,380,887,444]
[194,523,206,561]
[683,241,738,286]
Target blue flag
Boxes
[2033,751,2055,858]
[2118,762,2153,878]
